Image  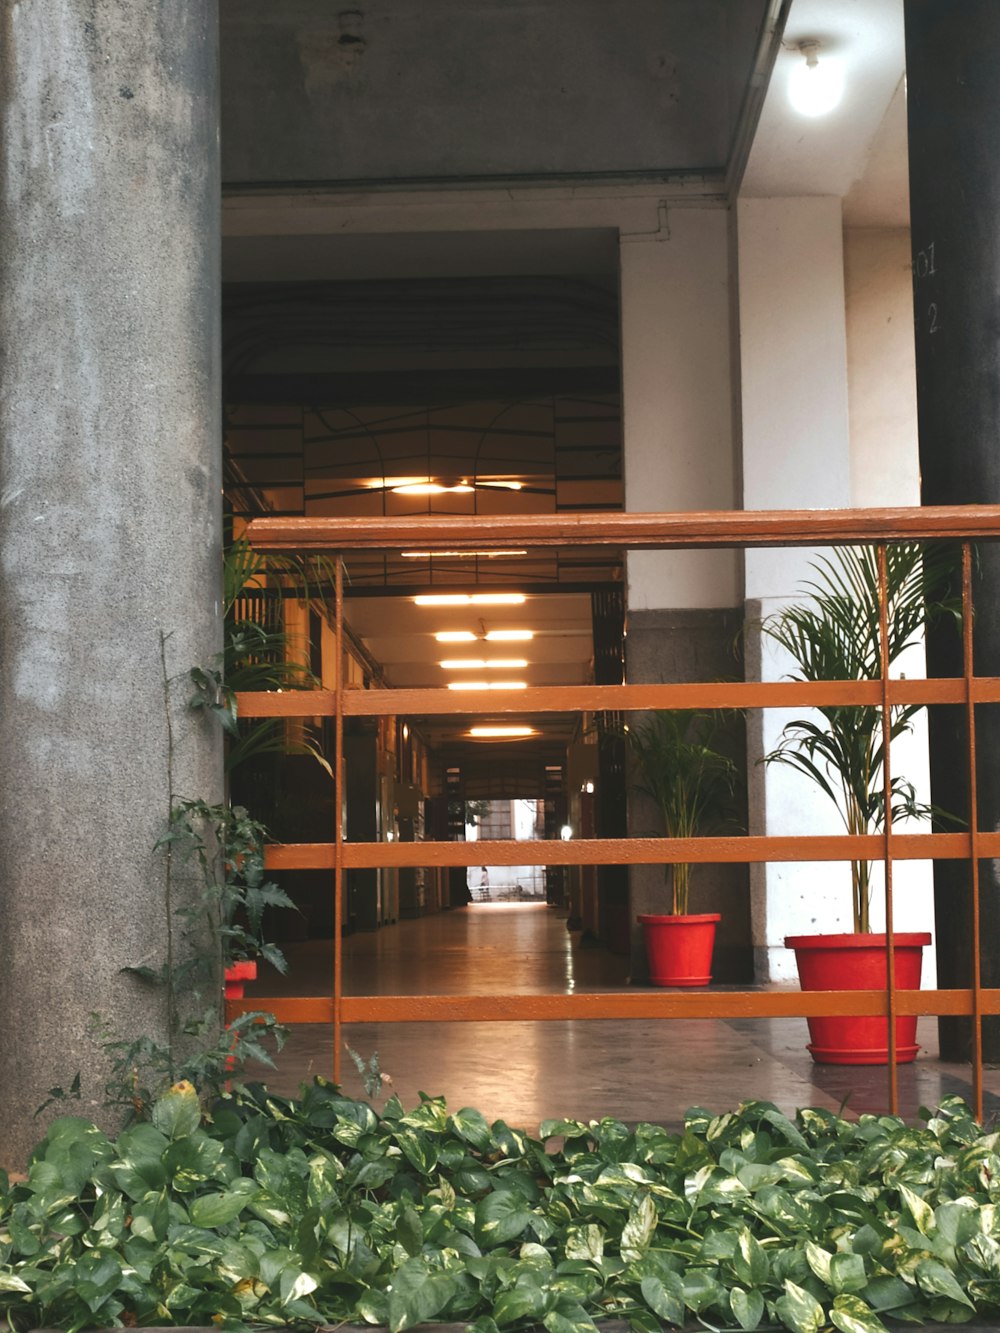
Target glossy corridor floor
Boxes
[245,903,1000,1130]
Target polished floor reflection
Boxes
[245,903,1000,1130]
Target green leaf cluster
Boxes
[5,1087,1000,1331]
[626,710,741,915]
[190,536,336,775]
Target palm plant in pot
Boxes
[761,541,960,1064]
[627,710,740,986]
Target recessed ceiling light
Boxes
[485,629,534,642]
[469,725,537,738]
[435,630,477,643]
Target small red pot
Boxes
[638,913,721,987]
[785,932,930,1065]
[224,960,257,1001]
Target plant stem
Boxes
[159,630,178,1082]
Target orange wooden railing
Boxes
[227,506,1000,1117]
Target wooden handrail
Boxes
[246,504,1000,551]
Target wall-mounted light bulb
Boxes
[788,40,844,117]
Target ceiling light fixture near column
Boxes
[485,629,534,642]
[788,39,844,117]
[468,726,536,739]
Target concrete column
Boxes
[620,208,750,982]
[0,1,221,1164]
[905,0,1000,1059]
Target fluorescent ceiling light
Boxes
[440,659,528,670]
[476,480,524,490]
[400,549,528,559]
[447,680,527,691]
[469,725,537,738]
[435,630,477,643]
[365,476,425,490]
[414,593,525,607]
[485,629,534,642]
[392,481,474,496]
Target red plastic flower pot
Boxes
[785,932,931,1065]
[224,959,257,1001]
[638,913,721,987]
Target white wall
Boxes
[622,207,740,611]
[738,197,934,980]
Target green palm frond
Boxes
[627,710,741,915]
[761,541,962,932]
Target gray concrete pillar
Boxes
[0,1,221,1164]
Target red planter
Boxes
[638,913,720,987]
[224,960,257,1001]
[785,932,931,1065]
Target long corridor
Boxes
[245,904,999,1130]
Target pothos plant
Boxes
[626,710,741,915]
[761,542,961,934]
[10,1084,1000,1333]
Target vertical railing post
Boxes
[333,556,345,1085]
[962,543,984,1119]
[877,544,898,1109]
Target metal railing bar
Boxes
[333,557,345,1085]
[963,543,985,1120]
[877,544,899,1108]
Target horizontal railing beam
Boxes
[228,987,1000,1025]
[238,678,1000,718]
[246,505,1000,552]
[264,831,997,870]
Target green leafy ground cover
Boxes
[2,1084,999,1333]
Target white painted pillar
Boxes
[739,196,853,981]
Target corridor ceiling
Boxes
[220,0,912,772]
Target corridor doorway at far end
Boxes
[466,798,547,902]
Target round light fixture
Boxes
[788,40,844,118]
